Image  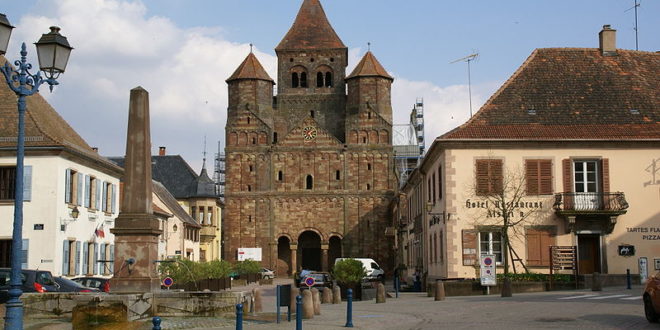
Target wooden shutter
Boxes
[93,243,99,275]
[540,231,554,265]
[601,158,610,193]
[491,160,503,193]
[95,181,101,210]
[111,184,117,214]
[476,160,490,195]
[100,243,106,275]
[21,239,28,269]
[562,159,572,193]
[101,181,107,212]
[23,165,32,201]
[84,175,91,207]
[77,173,83,206]
[526,228,555,266]
[64,169,71,203]
[462,229,478,265]
[526,160,553,195]
[83,243,88,275]
[526,160,539,195]
[62,240,70,276]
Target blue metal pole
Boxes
[395,276,399,298]
[345,288,353,328]
[152,316,162,330]
[236,303,243,330]
[626,269,631,290]
[276,285,281,323]
[295,295,302,330]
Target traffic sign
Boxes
[304,276,315,288]
[480,255,496,286]
[162,277,174,288]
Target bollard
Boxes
[302,289,314,319]
[236,303,243,330]
[322,286,332,304]
[311,288,321,315]
[333,285,342,304]
[296,295,303,330]
[254,288,263,313]
[626,269,631,290]
[427,281,434,297]
[291,286,300,313]
[395,276,399,298]
[345,288,354,328]
[501,277,513,297]
[152,316,161,330]
[376,282,386,303]
[434,280,445,301]
[276,285,281,324]
[592,272,602,291]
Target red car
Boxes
[644,271,660,323]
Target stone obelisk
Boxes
[110,87,162,293]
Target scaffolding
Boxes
[213,141,225,200]
[393,97,425,187]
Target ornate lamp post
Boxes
[0,14,72,330]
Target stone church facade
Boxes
[224,0,397,275]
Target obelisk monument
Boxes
[110,87,162,292]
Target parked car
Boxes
[334,258,385,281]
[54,277,100,293]
[260,268,275,279]
[72,277,111,293]
[0,268,59,303]
[298,272,334,291]
[644,271,660,323]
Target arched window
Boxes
[300,72,308,88]
[325,72,332,87]
[316,72,324,87]
[278,171,283,181]
[292,72,299,88]
[306,175,313,190]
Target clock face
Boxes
[302,126,318,140]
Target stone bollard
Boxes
[427,282,434,297]
[290,286,300,313]
[376,283,386,303]
[434,280,445,301]
[501,277,513,297]
[322,287,332,304]
[311,288,321,315]
[592,272,602,291]
[253,288,263,313]
[302,289,314,319]
[333,285,342,304]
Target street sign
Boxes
[237,248,262,261]
[480,255,496,286]
[162,277,174,288]
[639,257,648,284]
[304,276,315,288]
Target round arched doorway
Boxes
[277,236,292,276]
[328,236,342,271]
[298,231,322,271]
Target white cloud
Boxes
[8,0,498,172]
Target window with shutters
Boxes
[101,182,116,214]
[65,168,83,205]
[526,159,553,195]
[479,231,503,264]
[85,176,100,209]
[62,240,77,276]
[475,159,503,195]
[526,228,555,266]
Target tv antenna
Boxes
[625,0,641,50]
[451,53,479,118]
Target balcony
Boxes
[553,192,629,214]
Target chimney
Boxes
[159,146,166,156]
[599,24,617,56]
[92,147,98,153]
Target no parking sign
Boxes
[480,255,497,286]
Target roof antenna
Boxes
[367,42,371,52]
[450,53,479,118]
[625,0,641,50]
[202,136,207,171]
[249,43,253,53]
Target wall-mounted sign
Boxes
[617,245,635,256]
[655,258,660,271]
[238,248,262,261]
[625,227,660,240]
[34,224,44,230]
[640,257,648,284]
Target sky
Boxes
[3,0,659,173]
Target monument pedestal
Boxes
[110,213,162,293]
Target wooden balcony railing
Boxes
[553,192,629,213]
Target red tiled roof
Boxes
[226,52,274,83]
[346,51,393,81]
[276,0,346,51]
[443,48,660,140]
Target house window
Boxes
[573,160,598,193]
[61,240,78,276]
[207,207,213,225]
[476,159,503,195]
[479,231,503,264]
[65,169,83,205]
[198,209,204,224]
[0,167,16,200]
[85,176,99,209]
[526,160,553,195]
[101,182,116,213]
[306,175,313,190]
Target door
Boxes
[578,234,601,275]
[573,161,600,210]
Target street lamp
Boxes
[0,15,72,330]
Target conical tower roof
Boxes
[189,167,217,198]
[226,52,274,83]
[346,51,393,80]
[276,0,346,51]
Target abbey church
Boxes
[224,0,397,275]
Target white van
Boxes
[334,258,385,280]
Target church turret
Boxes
[226,52,275,121]
[346,51,394,144]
